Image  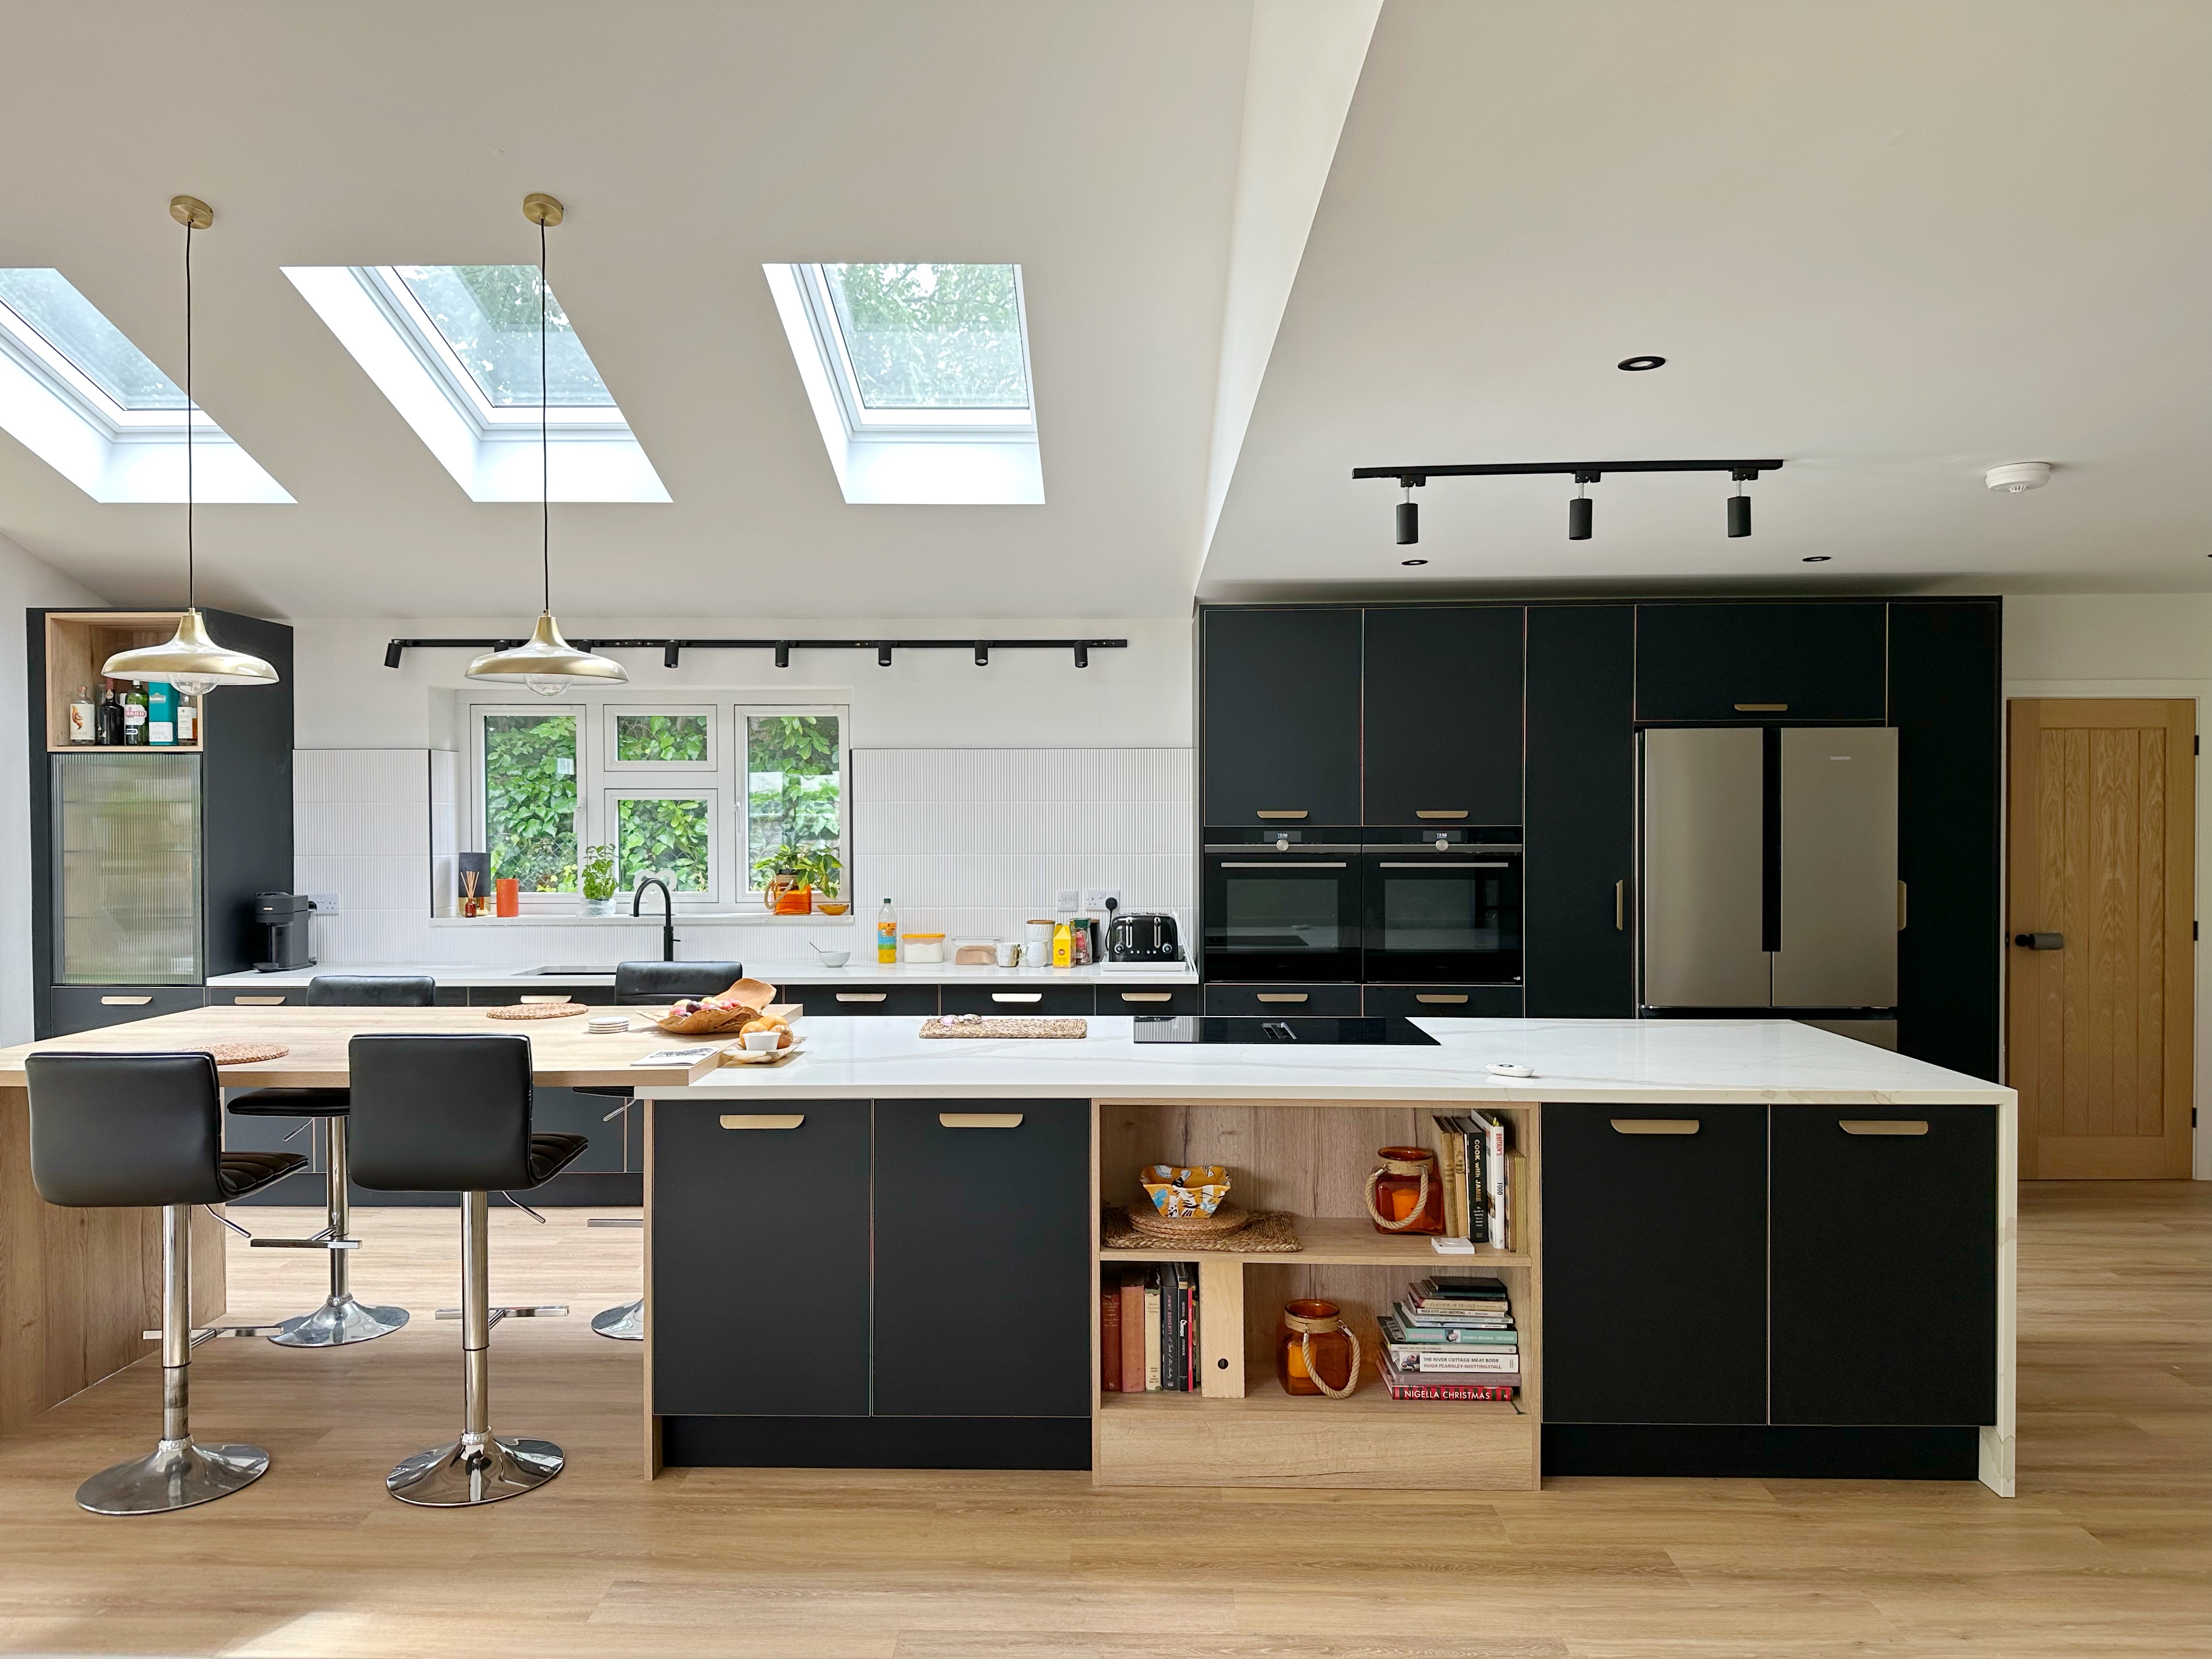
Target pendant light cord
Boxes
[183,215,195,612]
[539,216,550,616]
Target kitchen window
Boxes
[469,700,845,912]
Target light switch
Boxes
[306,891,340,915]
[1054,888,1080,910]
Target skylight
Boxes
[284,264,668,503]
[765,262,1043,505]
[0,268,292,503]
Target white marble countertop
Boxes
[639,1015,2012,1104]
[205,959,1197,989]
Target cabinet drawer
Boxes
[1203,983,1361,1016]
[872,1099,1092,1418]
[650,1098,872,1417]
[1097,984,1201,1014]
[50,985,206,1034]
[1362,984,1523,1018]
[785,984,940,1017]
[1770,1106,1996,1426]
[469,983,616,1007]
[1635,602,1887,724]
[1542,1103,1768,1424]
[939,985,1094,1017]
[207,986,302,1006]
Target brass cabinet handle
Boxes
[518,995,570,1005]
[719,1114,804,1130]
[100,995,153,1006]
[1378,860,1505,868]
[939,1112,1023,1128]
[1611,1118,1700,1135]
[1841,1119,1929,1136]
[234,995,287,1006]
[990,993,1043,1004]
[1415,994,1469,1005]
[1255,809,1310,819]
[836,992,888,1003]
[1734,702,1788,712]
[1119,992,1173,1003]
[1220,861,1346,868]
[1615,879,1627,932]
[1898,881,1908,930]
[1414,810,1469,820]
[1255,992,1309,1004]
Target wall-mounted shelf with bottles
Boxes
[43,612,207,753]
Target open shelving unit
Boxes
[1090,1098,1541,1489]
[42,611,207,752]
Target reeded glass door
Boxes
[54,753,201,984]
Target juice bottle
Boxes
[1051,921,1073,967]
[876,899,899,964]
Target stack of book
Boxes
[1427,1110,1513,1248]
[1377,1273,1518,1399]
[1101,1265,1200,1392]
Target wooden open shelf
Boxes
[1102,1212,1530,1267]
[43,611,206,752]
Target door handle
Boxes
[100,995,153,1006]
[233,995,287,1006]
[1255,992,1309,1004]
[1898,881,1908,931]
[1841,1119,1928,1136]
[990,993,1043,1004]
[1415,994,1469,1005]
[1255,810,1309,820]
[1219,861,1347,868]
[836,992,888,1002]
[1734,702,1788,712]
[1611,1118,1700,1135]
[1377,861,1507,868]
[1414,810,1469,820]
[2012,933,2064,951]
[1615,879,1626,932]
[1118,992,1173,1003]
[939,1112,1023,1128]
[719,1114,804,1130]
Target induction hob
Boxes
[1132,1015,1441,1046]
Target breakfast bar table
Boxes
[0,1003,722,1435]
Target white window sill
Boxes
[430,912,856,928]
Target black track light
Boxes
[1073,644,1090,668]
[773,642,789,669]
[1395,482,1419,545]
[1568,475,1595,540]
[877,645,893,667]
[974,644,989,667]
[1727,474,1752,538]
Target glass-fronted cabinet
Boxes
[53,751,203,984]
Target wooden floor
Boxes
[0,1183,2203,1658]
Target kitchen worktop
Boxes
[641,1014,2013,1104]
[204,958,1198,989]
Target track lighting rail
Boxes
[385,637,1128,670]
[1352,459,1785,486]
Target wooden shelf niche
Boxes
[44,612,206,752]
[1092,1098,1541,1491]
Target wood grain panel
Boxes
[2007,699,2194,1179]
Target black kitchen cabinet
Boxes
[1361,984,1522,1018]
[872,1100,1092,1418]
[785,984,941,1017]
[652,1098,874,1418]
[1096,984,1201,1014]
[1201,607,1362,827]
[469,983,616,1007]
[1542,1104,1769,1424]
[1203,983,1362,1016]
[939,985,1094,1017]
[49,985,206,1035]
[1635,602,1887,724]
[1770,1107,1997,1426]
[1525,606,1635,1017]
[1362,606,1524,826]
[1889,600,2002,1080]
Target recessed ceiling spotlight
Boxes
[1802,555,1832,563]
[1617,355,1666,371]
[1986,461,2052,493]
[1401,558,1428,567]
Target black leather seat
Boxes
[25,1052,306,1515]
[229,975,437,1119]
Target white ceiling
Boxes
[2,2,2207,622]
[1204,0,2212,598]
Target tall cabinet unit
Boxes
[26,608,295,1039]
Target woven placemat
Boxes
[182,1042,291,1065]
[919,1016,1087,1040]
[1101,1205,1302,1253]
[486,1002,588,1021]
[1126,1200,1250,1239]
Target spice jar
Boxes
[1364,1145,1446,1235]
[1277,1299,1361,1397]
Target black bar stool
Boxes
[26,1052,308,1515]
[226,974,434,1347]
[347,1033,588,1506]
[580,960,743,1341]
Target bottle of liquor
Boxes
[146,681,176,746]
[174,691,198,744]
[95,679,123,746]
[120,682,148,746]
[67,684,95,744]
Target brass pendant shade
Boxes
[104,607,278,695]
[467,612,628,696]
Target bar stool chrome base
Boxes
[76,1435,270,1516]
[270,1293,410,1348]
[385,1431,563,1507]
[590,1297,643,1341]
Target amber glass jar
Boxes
[1365,1145,1446,1235]
[1278,1299,1361,1397]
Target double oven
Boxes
[1201,826,1523,989]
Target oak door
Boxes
[2007,699,2194,1179]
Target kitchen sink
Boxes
[521,964,614,976]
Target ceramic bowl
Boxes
[814,949,850,968]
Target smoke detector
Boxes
[1986,462,2053,493]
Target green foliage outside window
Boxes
[747,714,840,888]
[483,714,577,891]
[615,713,708,763]
[617,799,712,893]
[822,264,1028,410]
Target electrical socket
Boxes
[306,892,340,916]
[1054,887,1080,910]
[1084,888,1119,912]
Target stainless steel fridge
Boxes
[1639,726,1898,1021]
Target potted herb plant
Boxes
[796,845,846,914]
[580,844,620,916]
[753,844,800,912]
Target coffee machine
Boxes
[252,893,316,973]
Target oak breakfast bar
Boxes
[0,1008,2016,1495]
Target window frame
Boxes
[603,786,724,905]
[737,706,849,898]
[469,702,585,907]
[601,704,720,775]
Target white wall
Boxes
[2002,593,2212,1179]
[0,533,105,1043]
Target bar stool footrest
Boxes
[434,1305,567,1323]
[143,1325,287,1346]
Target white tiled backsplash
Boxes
[293,746,1192,967]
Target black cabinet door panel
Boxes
[872,1099,1092,1417]
[1362,606,1523,825]
[1361,984,1523,1018]
[939,986,1095,1017]
[1201,608,1362,827]
[1203,983,1362,1016]
[1636,603,1887,724]
[1097,985,1202,1014]
[50,986,206,1034]
[786,985,941,1017]
[1543,1103,1768,1423]
[1770,1106,1996,1426]
[651,1098,872,1417]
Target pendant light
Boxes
[467,193,625,698]
[102,197,279,695]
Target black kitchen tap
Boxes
[634,877,676,961]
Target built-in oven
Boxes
[1202,829,1362,982]
[1359,827,1523,984]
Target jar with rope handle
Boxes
[1277,1299,1362,1397]
[1364,1145,1446,1236]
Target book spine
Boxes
[1163,1265,1183,1393]
[1119,1273,1147,1392]
[1184,1274,1199,1391]
[1431,1113,1466,1238]
[1486,1116,1509,1249]
[1143,1277,1163,1391]
[1388,1346,1520,1372]
[1102,1280,1122,1393]
[1463,1117,1487,1241]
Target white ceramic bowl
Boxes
[814,949,850,968]
[742,1030,783,1052]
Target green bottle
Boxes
[120,683,148,746]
